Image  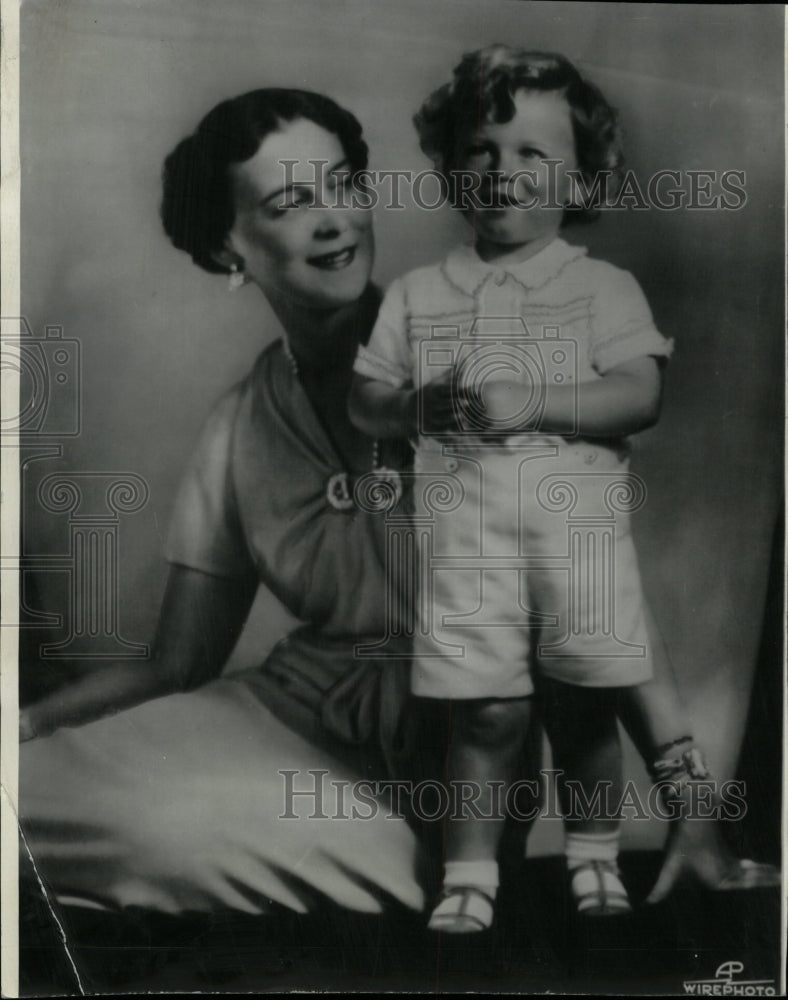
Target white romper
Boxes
[354,238,673,699]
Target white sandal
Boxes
[427,885,496,933]
[570,860,632,916]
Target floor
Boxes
[19,852,783,996]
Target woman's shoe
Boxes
[647,825,782,903]
[716,858,781,890]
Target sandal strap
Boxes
[438,885,496,906]
[571,860,631,914]
[716,859,782,891]
[429,885,495,932]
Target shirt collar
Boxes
[441,237,587,297]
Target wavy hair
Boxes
[161,89,368,274]
[414,45,624,221]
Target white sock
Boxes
[443,859,500,898]
[565,829,621,871]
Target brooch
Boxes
[326,467,404,512]
[326,472,356,511]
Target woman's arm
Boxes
[481,356,664,438]
[19,564,258,740]
[348,370,466,439]
[349,373,416,439]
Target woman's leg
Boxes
[617,604,780,901]
[19,676,426,918]
[615,603,692,756]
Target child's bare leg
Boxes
[541,680,631,915]
[618,604,780,901]
[541,682,622,835]
[429,696,532,932]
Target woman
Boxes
[19,87,775,925]
[19,89,430,918]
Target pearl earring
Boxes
[228,263,246,292]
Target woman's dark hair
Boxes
[161,88,369,273]
[414,45,623,222]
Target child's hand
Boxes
[477,379,537,432]
[410,369,469,436]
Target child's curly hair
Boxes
[414,45,624,222]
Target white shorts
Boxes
[410,436,654,699]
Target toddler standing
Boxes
[350,45,672,932]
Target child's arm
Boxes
[349,368,464,439]
[481,355,664,437]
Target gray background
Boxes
[20,0,784,853]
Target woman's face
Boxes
[226,118,374,309]
[453,88,578,255]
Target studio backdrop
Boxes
[17,0,784,854]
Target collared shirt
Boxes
[354,237,673,393]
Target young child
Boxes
[349,46,673,932]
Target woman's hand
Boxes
[646,812,781,903]
[19,707,38,743]
[17,566,257,739]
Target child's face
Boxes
[454,88,578,256]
